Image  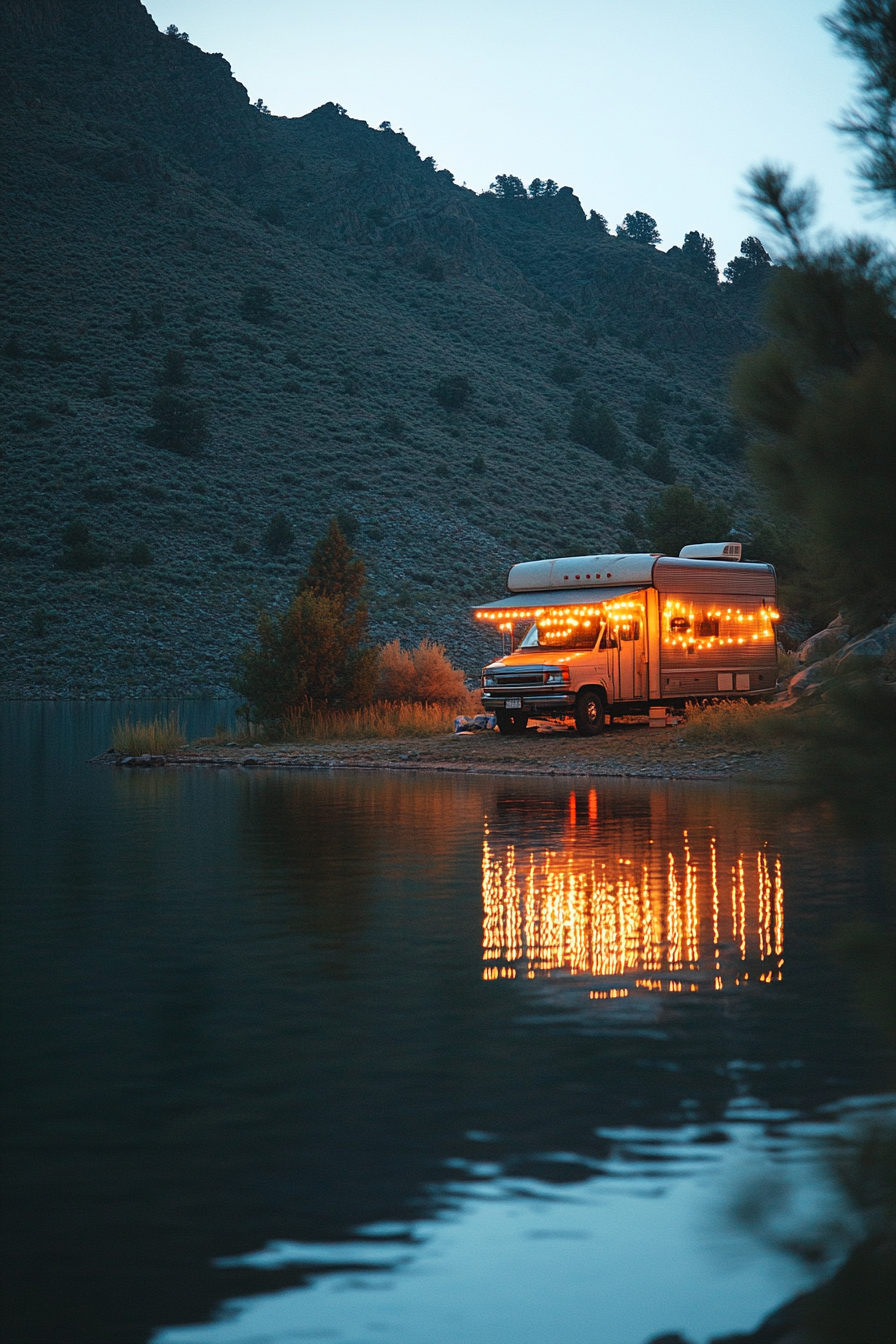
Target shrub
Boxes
[550,358,580,385]
[433,374,472,410]
[22,409,52,431]
[57,521,105,571]
[124,541,153,566]
[112,710,185,754]
[377,638,468,704]
[643,443,677,483]
[240,284,275,324]
[233,537,251,555]
[681,699,773,747]
[3,335,25,358]
[635,397,665,446]
[263,511,295,555]
[158,348,188,385]
[144,391,208,456]
[471,454,485,473]
[96,373,113,398]
[44,338,74,364]
[569,392,623,462]
[417,255,445,281]
[334,508,359,542]
[380,412,404,437]
[28,608,47,637]
[126,310,146,336]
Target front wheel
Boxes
[574,690,605,737]
[495,709,529,734]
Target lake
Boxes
[1,702,890,1344]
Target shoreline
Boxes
[89,725,793,784]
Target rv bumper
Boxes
[481,691,576,710]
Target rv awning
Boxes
[472,585,644,616]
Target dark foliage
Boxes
[233,519,377,718]
[617,211,661,245]
[263,512,295,556]
[158,348,187,386]
[144,390,208,456]
[643,485,731,555]
[823,0,896,204]
[733,240,896,629]
[124,540,153,566]
[240,284,276,324]
[490,174,528,200]
[682,230,718,282]
[635,397,665,446]
[724,236,774,289]
[57,520,105,571]
[588,210,609,232]
[432,374,472,410]
[528,178,559,197]
[568,391,623,463]
[549,358,580,385]
[333,508,360,542]
[642,442,677,483]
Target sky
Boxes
[143,0,894,267]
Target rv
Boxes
[474,543,778,734]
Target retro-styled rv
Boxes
[474,543,778,734]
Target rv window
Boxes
[534,620,598,650]
[670,616,691,633]
[618,620,641,642]
[697,618,720,638]
[598,626,618,650]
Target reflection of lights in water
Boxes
[482,820,784,993]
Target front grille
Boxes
[493,672,544,686]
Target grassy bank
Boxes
[111,710,188,754]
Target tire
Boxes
[574,689,605,736]
[495,709,529,734]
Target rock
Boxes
[834,611,896,673]
[797,616,850,665]
[787,656,836,698]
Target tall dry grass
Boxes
[680,698,777,747]
[276,697,480,742]
[112,709,186,754]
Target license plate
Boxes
[505,698,522,709]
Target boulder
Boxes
[797,615,850,665]
[834,612,896,673]
[787,656,836,698]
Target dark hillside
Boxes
[0,0,770,697]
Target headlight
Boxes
[544,665,570,685]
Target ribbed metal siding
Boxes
[654,558,776,596]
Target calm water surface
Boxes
[1,703,890,1344]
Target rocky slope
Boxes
[1,0,771,697]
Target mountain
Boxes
[0,0,770,697]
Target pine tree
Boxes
[233,519,378,719]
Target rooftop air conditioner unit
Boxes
[679,542,742,562]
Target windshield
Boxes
[519,618,600,651]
